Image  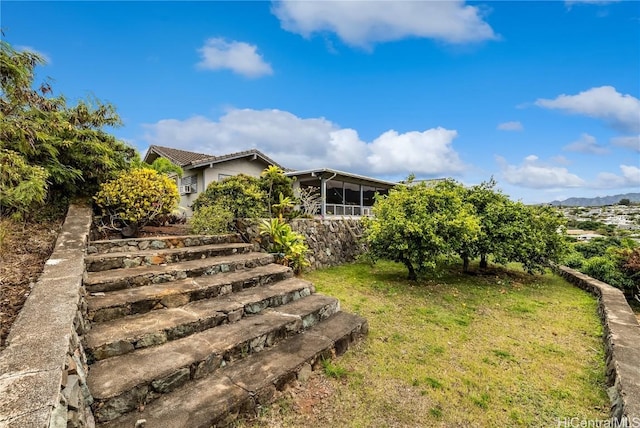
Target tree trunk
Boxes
[402,257,417,281]
[480,254,488,269]
[462,254,470,273]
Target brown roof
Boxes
[190,149,283,169]
[145,145,214,167]
[144,145,284,170]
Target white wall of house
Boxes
[201,158,267,189]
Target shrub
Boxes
[582,256,634,292]
[94,168,179,236]
[259,218,309,274]
[0,149,48,218]
[562,251,585,270]
[188,203,233,235]
[192,174,266,218]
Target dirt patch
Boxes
[236,373,338,427]
[0,219,63,349]
[0,219,191,350]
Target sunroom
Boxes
[285,168,398,217]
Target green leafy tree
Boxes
[260,166,294,217]
[502,204,568,274]
[145,157,183,178]
[363,179,480,280]
[0,41,137,216]
[0,149,48,217]
[192,174,267,218]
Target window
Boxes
[181,175,198,193]
[344,182,360,205]
[218,173,232,182]
[326,181,344,204]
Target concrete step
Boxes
[89,294,341,423]
[88,234,243,255]
[85,242,254,272]
[97,311,368,428]
[86,264,293,322]
[86,277,316,361]
[85,252,275,293]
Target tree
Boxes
[0,41,137,216]
[463,180,568,274]
[363,179,480,280]
[260,166,294,216]
[497,204,568,274]
[619,198,631,206]
[461,178,510,271]
[145,158,183,178]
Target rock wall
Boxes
[236,218,366,270]
[556,266,640,425]
[0,205,95,428]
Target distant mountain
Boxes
[549,192,640,207]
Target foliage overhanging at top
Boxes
[0,41,137,216]
[363,178,568,280]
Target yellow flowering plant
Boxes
[94,168,179,236]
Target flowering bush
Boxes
[94,168,179,236]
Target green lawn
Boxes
[238,261,610,427]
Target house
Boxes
[143,145,398,217]
[144,145,283,215]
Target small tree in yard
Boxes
[464,179,568,274]
[364,179,480,280]
[260,166,294,217]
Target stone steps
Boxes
[97,311,368,428]
[85,242,253,272]
[83,232,368,426]
[85,252,275,292]
[88,234,243,254]
[85,277,316,361]
[89,294,341,423]
[86,263,293,322]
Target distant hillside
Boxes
[549,192,640,207]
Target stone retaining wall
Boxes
[0,205,94,428]
[236,218,366,270]
[556,266,640,425]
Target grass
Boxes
[237,261,610,427]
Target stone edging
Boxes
[556,266,640,424]
[0,205,94,428]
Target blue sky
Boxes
[3,0,639,203]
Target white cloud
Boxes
[15,45,52,64]
[497,121,523,131]
[496,155,586,189]
[563,133,609,155]
[142,109,465,176]
[272,0,497,48]
[611,135,640,152]
[535,86,640,133]
[368,128,465,175]
[196,38,273,78]
[595,165,640,188]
